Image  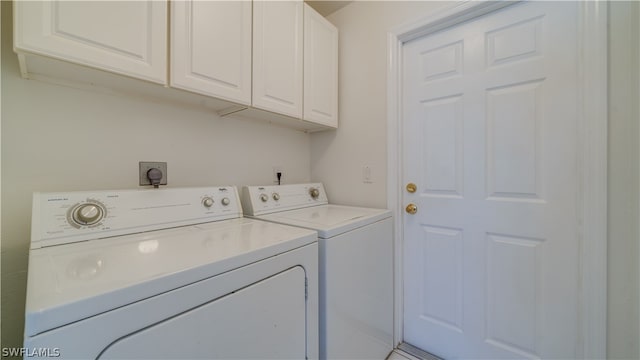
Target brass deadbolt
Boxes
[406,183,417,193]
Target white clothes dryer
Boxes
[242,183,393,360]
[25,186,318,359]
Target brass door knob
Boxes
[405,203,418,214]
[406,183,417,193]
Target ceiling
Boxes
[305,1,352,17]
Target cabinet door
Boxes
[171,1,252,105]
[14,1,167,84]
[253,0,303,118]
[303,4,339,128]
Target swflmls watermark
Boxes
[1,348,61,358]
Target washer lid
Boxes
[24,218,316,337]
[254,204,392,238]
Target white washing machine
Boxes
[25,186,319,359]
[241,183,393,360]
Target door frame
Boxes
[386,1,608,358]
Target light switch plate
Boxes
[139,162,168,186]
[362,165,373,184]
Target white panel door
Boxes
[171,1,252,105]
[99,267,307,359]
[14,1,167,84]
[402,2,580,359]
[253,0,303,118]
[303,4,338,128]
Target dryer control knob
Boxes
[309,187,320,199]
[272,193,280,201]
[221,197,231,206]
[260,193,269,202]
[202,197,214,208]
[72,203,104,226]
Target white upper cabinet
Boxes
[13,0,339,131]
[303,4,338,128]
[252,0,304,119]
[171,1,252,105]
[14,0,167,84]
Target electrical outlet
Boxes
[139,162,168,186]
[273,166,283,184]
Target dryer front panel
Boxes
[99,266,306,359]
[23,243,319,360]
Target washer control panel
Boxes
[31,186,242,249]
[241,183,328,216]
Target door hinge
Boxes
[305,277,308,300]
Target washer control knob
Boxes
[272,193,280,201]
[73,203,104,226]
[221,197,231,206]
[260,193,269,202]
[309,187,320,199]
[202,197,214,208]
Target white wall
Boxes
[0,1,311,348]
[313,1,640,359]
[608,2,640,359]
[311,1,449,209]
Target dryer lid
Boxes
[24,218,316,337]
